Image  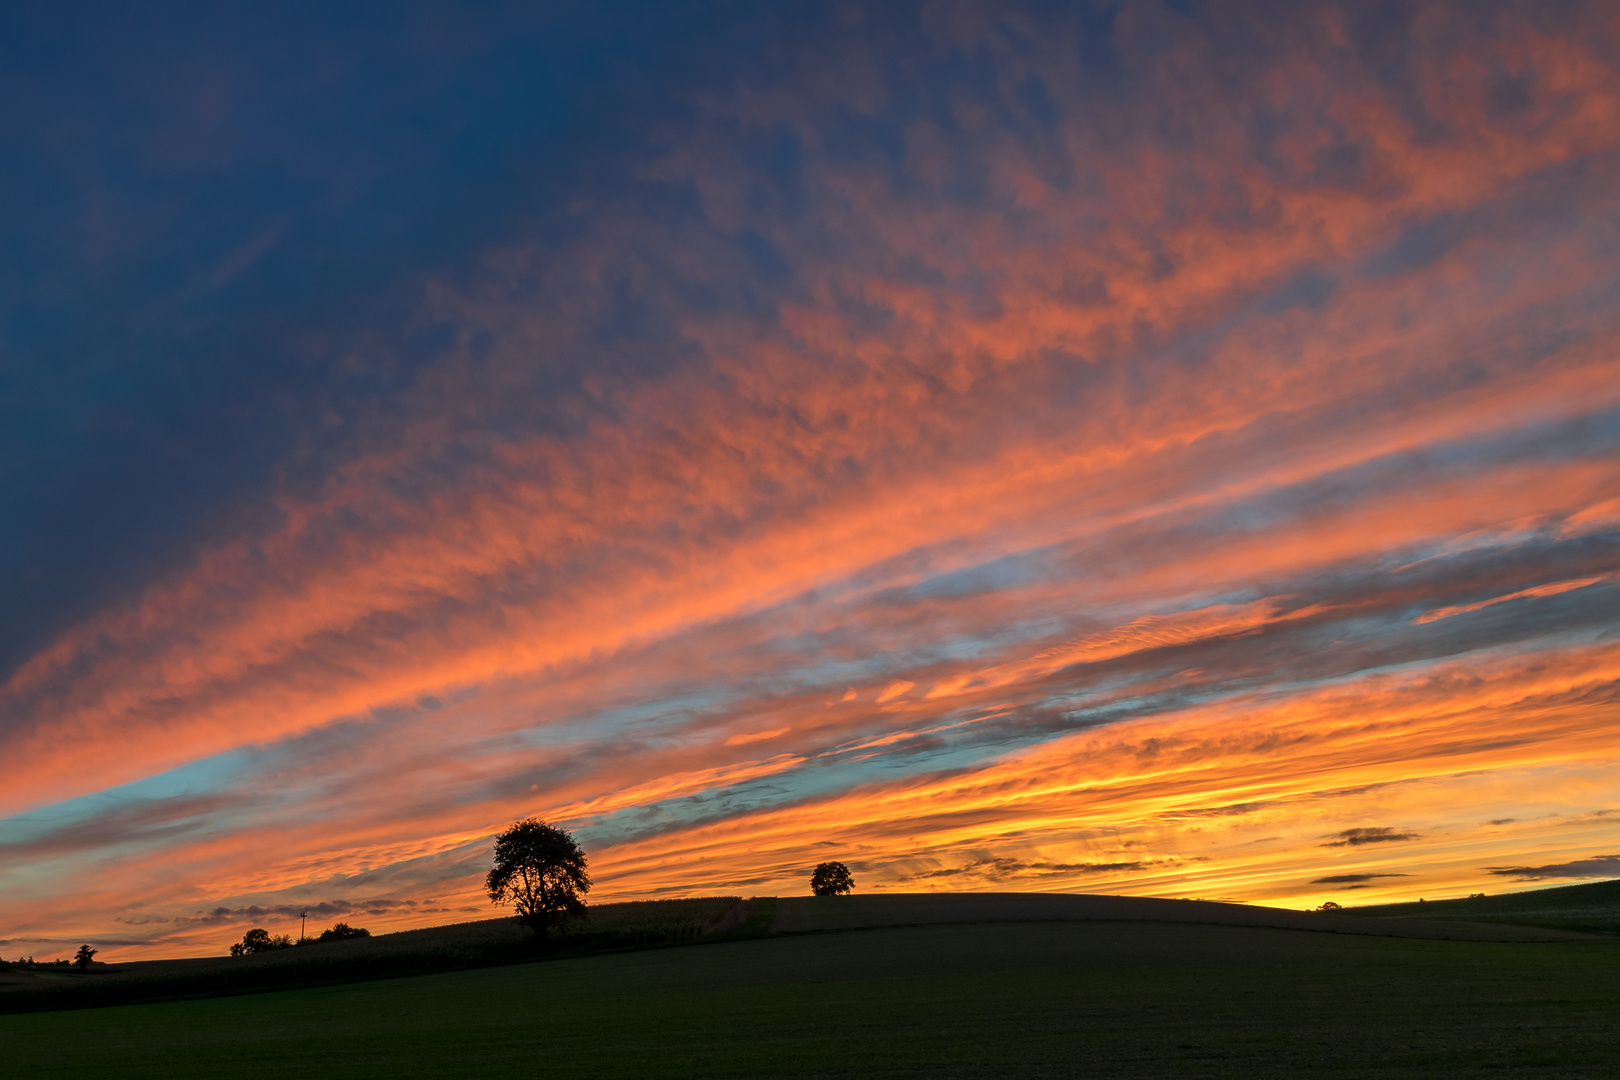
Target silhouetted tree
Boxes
[486,819,591,937]
[317,922,371,942]
[810,861,855,896]
[73,945,97,970]
[229,927,296,956]
[1316,901,1342,911]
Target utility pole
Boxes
[300,910,308,943]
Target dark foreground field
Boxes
[3,895,1618,1079]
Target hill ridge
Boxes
[770,892,1600,943]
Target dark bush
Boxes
[317,922,371,942]
[229,928,296,956]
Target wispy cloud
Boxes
[1415,576,1611,624]
[1323,829,1423,848]
[1486,855,1620,881]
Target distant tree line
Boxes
[3,945,98,971]
[2,956,74,969]
[229,921,371,956]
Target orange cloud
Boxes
[1415,576,1611,624]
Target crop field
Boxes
[3,900,1618,1079]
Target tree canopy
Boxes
[229,927,295,956]
[810,861,855,896]
[73,944,97,970]
[486,818,592,937]
[317,922,371,942]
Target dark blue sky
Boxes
[0,0,782,676]
[0,0,1458,677]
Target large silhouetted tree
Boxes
[73,944,97,970]
[486,819,591,938]
[810,861,855,896]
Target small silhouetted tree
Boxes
[229,928,295,956]
[486,819,591,938]
[1316,901,1342,912]
[810,861,854,896]
[317,922,371,942]
[73,944,97,970]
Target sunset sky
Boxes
[4,0,1620,961]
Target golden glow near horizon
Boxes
[3,3,1620,960]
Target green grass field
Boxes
[3,906,1618,1078]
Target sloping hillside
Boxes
[0,897,750,1012]
[771,891,1598,942]
[1352,879,1620,935]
